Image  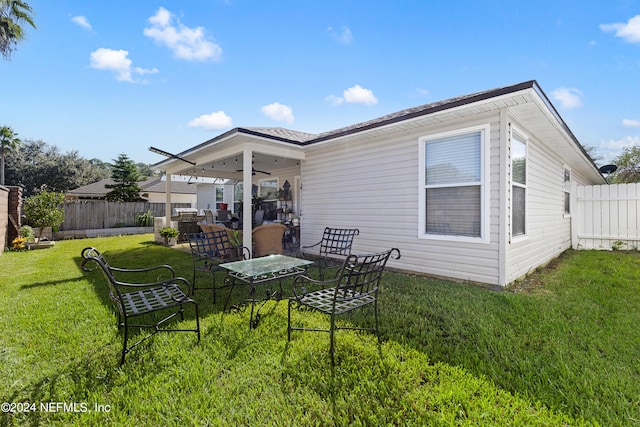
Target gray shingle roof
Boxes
[241,81,537,145]
[67,177,197,198]
[243,127,317,142]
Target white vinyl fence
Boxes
[572,183,640,250]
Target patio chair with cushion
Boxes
[80,247,200,365]
[203,209,215,224]
[216,210,231,227]
[288,247,400,364]
[297,227,360,280]
[187,229,249,302]
[252,223,287,257]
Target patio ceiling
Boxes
[152,130,306,181]
[177,152,301,181]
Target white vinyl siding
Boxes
[504,130,591,284]
[302,117,500,286]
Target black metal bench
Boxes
[81,247,200,365]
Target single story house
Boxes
[152,80,605,287]
[66,176,197,206]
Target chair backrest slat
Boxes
[338,248,400,296]
[319,227,360,257]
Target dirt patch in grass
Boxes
[506,252,567,294]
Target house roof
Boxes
[67,177,197,199]
[151,80,604,184]
[243,81,546,145]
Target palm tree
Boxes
[0,125,21,185]
[0,0,36,60]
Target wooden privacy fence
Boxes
[572,183,640,250]
[61,201,191,231]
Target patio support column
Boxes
[165,173,172,226]
[242,147,253,254]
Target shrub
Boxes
[23,190,65,241]
[10,236,27,251]
[135,210,154,227]
[159,227,178,238]
[19,225,35,242]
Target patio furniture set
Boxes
[80,227,400,365]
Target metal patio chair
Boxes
[187,229,249,302]
[297,227,360,279]
[80,247,200,365]
[288,247,400,364]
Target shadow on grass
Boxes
[20,276,87,289]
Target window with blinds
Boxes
[511,132,527,237]
[563,166,571,215]
[419,125,488,240]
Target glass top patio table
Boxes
[220,255,314,329]
[220,254,313,284]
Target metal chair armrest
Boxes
[161,277,194,301]
[292,274,340,298]
[109,264,176,277]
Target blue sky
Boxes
[2,0,640,166]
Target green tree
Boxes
[4,139,111,196]
[23,189,64,241]
[610,145,640,184]
[105,153,144,202]
[0,125,21,185]
[136,162,160,177]
[0,0,36,60]
[582,144,604,166]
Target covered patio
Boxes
[150,127,311,252]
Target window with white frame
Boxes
[215,185,224,209]
[511,130,527,237]
[419,125,489,241]
[563,166,571,215]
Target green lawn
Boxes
[1,234,638,426]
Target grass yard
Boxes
[0,234,638,426]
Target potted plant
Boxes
[227,229,244,259]
[159,227,179,246]
[227,229,242,247]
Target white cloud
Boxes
[261,102,294,124]
[602,136,639,150]
[600,135,640,160]
[143,7,222,61]
[326,84,378,107]
[600,15,640,44]
[415,87,430,97]
[327,25,353,44]
[188,111,233,130]
[622,118,640,128]
[90,48,158,83]
[71,15,92,30]
[343,84,378,106]
[324,94,344,106]
[551,87,583,110]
